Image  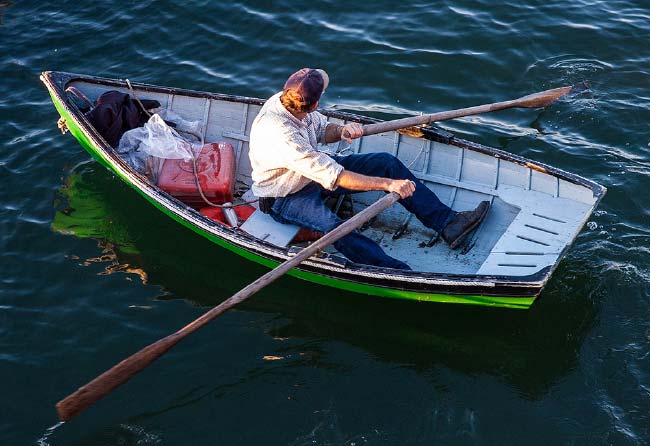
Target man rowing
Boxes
[248,68,489,270]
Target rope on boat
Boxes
[125,79,257,211]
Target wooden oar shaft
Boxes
[361,85,573,137]
[362,101,514,136]
[56,192,401,422]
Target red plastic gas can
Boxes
[158,142,236,207]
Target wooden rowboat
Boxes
[41,71,606,310]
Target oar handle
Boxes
[56,192,400,422]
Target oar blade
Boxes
[56,333,183,421]
[516,85,574,108]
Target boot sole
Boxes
[449,202,490,249]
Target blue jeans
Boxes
[270,152,454,270]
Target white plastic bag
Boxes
[117,126,150,173]
[117,112,204,184]
[138,113,196,160]
[157,109,202,136]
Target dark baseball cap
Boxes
[283,68,330,106]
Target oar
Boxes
[56,192,401,422]
[359,85,574,137]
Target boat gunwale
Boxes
[40,70,605,297]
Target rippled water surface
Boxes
[2,1,650,445]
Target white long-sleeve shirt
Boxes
[248,92,343,197]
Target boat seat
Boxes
[239,210,301,247]
[236,189,301,247]
[477,185,594,277]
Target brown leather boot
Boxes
[441,201,490,249]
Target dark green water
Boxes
[2,1,650,444]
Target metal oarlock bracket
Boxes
[393,214,413,240]
[419,231,441,248]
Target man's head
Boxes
[280,68,329,114]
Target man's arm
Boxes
[335,170,415,199]
[323,122,364,144]
[325,122,415,198]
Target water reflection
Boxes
[54,164,598,400]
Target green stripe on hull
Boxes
[285,272,534,309]
[49,92,535,310]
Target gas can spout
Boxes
[222,203,239,228]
